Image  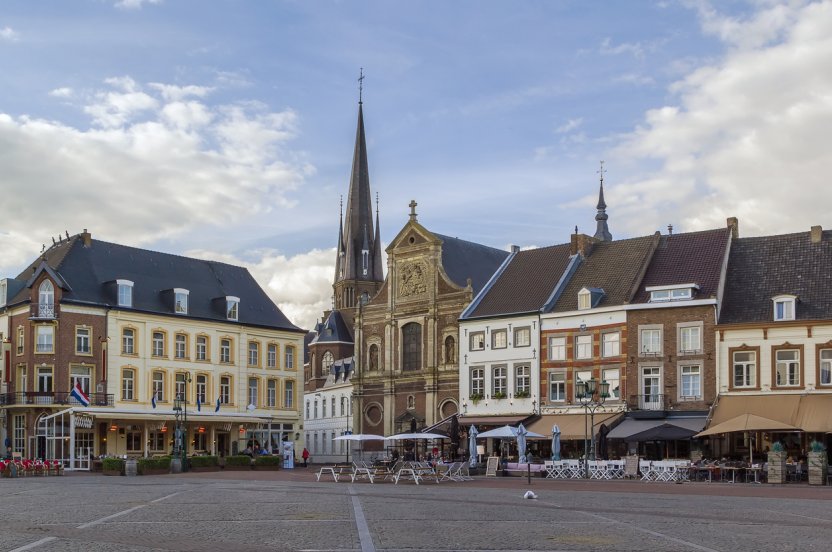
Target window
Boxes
[641,367,661,408]
[775,349,800,387]
[175,333,187,359]
[821,350,832,386]
[514,327,531,347]
[248,377,258,407]
[602,332,620,357]
[267,344,277,368]
[149,432,166,452]
[220,339,232,363]
[38,280,55,318]
[331,396,336,417]
[578,289,591,310]
[492,365,507,396]
[470,332,485,351]
[226,296,239,321]
[322,397,327,417]
[340,396,346,416]
[549,337,566,361]
[13,415,25,455]
[175,373,187,400]
[679,326,702,353]
[306,400,310,419]
[122,369,135,400]
[285,346,295,369]
[126,431,142,452]
[470,367,484,397]
[548,371,565,402]
[248,341,259,367]
[640,328,662,355]
[680,365,701,399]
[772,295,796,321]
[322,351,334,375]
[174,288,189,314]
[152,371,165,402]
[196,336,207,361]
[122,328,135,355]
[117,279,133,307]
[314,400,319,419]
[76,327,91,354]
[575,370,592,400]
[575,335,592,359]
[649,287,693,302]
[603,368,620,400]
[196,374,207,405]
[515,364,530,396]
[491,329,507,349]
[36,325,54,353]
[17,326,23,354]
[71,365,91,395]
[284,380,294,408]
[220,376,231,404]
[733,351,756,388]
[152,331,165,357]
[402,323,422,371]
[267,380,277,407]
[37,366,53,393]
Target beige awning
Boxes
[794,395,832,433]
[457,415,534,427]
[526,412,623,441]
[696,413,799,437]
[60,407,283,425]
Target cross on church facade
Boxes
[409,199,418,220]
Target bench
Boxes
[315,464,353,482]
[503,463,546,477]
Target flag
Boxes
[151,392,157,409]
[197,396,201,412]
[70,382,90,407]
[215,397,221,412]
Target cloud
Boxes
[1,26,19,42]
[608,0,832,238]
[0,76,308,280]
[555,118,583,134]
[49,87,73,98]
[115,0,162,9]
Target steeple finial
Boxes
[358,67,365,104]
[409,200,418,221]
[593,161,613,241]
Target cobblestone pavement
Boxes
[2,470,831,552]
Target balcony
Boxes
[634,393,667,411]
[30,303,58,320]
[0,391,114,407]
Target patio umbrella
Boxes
[384,432,446,440]
[333,434,385,461]
[476,425,546,439]
[551,425,561,461]
[449,416,460,458]
[516,423,529,463]
[468,425,478,467]
[597,424,609,460]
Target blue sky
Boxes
[1,1,831,327]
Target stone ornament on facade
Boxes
[398,262,427,298]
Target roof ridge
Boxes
[433,233,508,255]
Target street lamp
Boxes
[172,374,192,472]
[576,378,610,478]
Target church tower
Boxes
[593,161,613,242]
[332,92,384,321]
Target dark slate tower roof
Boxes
[594,166,613,241]
[336,103,384,284]
[310,309,354,345]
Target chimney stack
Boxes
[811,225,823,244]
[81,229,92,247]
[570,233,596,257]
[510,245,520,254]
[727,217,739,239]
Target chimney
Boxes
[727,217,739,239]
[570,233,595,257]
[510,245,520,254]
[81,228,92,247]
[811,225,823,244]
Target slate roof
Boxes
[8,235,302,332]
[548,234,658,313]
[434,234,510,294]
[465,243,573,319]
[632,228,731,303]
[719,230,832,323]
[309,309,354,344]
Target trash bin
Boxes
[125,458,138,477]
[170,457,182,474]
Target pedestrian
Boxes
[302,447,310,467]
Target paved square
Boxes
[2,471,831,551]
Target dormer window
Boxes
[578,287,605,310]
[174,288,189,314]
[647,284,698,302]
[117,279,133,307]
[772,295,797,321]
[226,296,240,321]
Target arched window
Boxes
[322,351,334,377]
[38,280,54,317]
[402,323,422,371]
[369,344,379,371]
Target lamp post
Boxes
[576,378,610,478]
[172,375,192,472]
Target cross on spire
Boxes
[358,67,365,104]
[409,199,418,221]
[597,160,606,186]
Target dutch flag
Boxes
[70,382,90,407]
[215,397,221,413]
[151,392,157,409]
[196,396,202,412]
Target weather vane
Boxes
[597,160,606,185]
[358,67,365,103]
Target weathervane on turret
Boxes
[358,67,365,104]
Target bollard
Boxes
[527,463,531,485]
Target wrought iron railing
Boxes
[635,393,666,411]
[0,392,113,407]
[30,303,57,319]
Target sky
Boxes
[1,0,831,330]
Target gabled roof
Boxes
[548,234,658,313]
[309,309,353,344]
[464,243,572,319]
[434,234,510,294]
[9,235,302,332]
[633,228,731,303]
[719,230,832,323]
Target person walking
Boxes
[302,447,310,468]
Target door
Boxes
[217,433,228,457]
[640,367,662,410]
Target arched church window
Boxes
[322,351,334,377]
[402,323,422,371]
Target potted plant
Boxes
[102,457,125,476]
[254,455,282,471]
[515,390,531,399]
[137,456,171,475]
[493,392,507,400]
[223,455,254,471]
[470,393,484,405]
[767,442,786,484]
[189,455,220,472]
[807,439,828,486]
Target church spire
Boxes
[373,192,383,281]
[334,196,345,284]
[593,161,613,241]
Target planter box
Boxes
[808,451,828,486]
[103,469,122,476]
[767,451,786,484]
[139,468,170,476]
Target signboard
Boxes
[485,456,500,477]
[282,441,295,469]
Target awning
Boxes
[793,395,832,433]
[607,416,706,441]
[707,395,800,428]
[526,412,623,441]
[56,407,281,425]
[457,414,533,427]
[697,413,799,437]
